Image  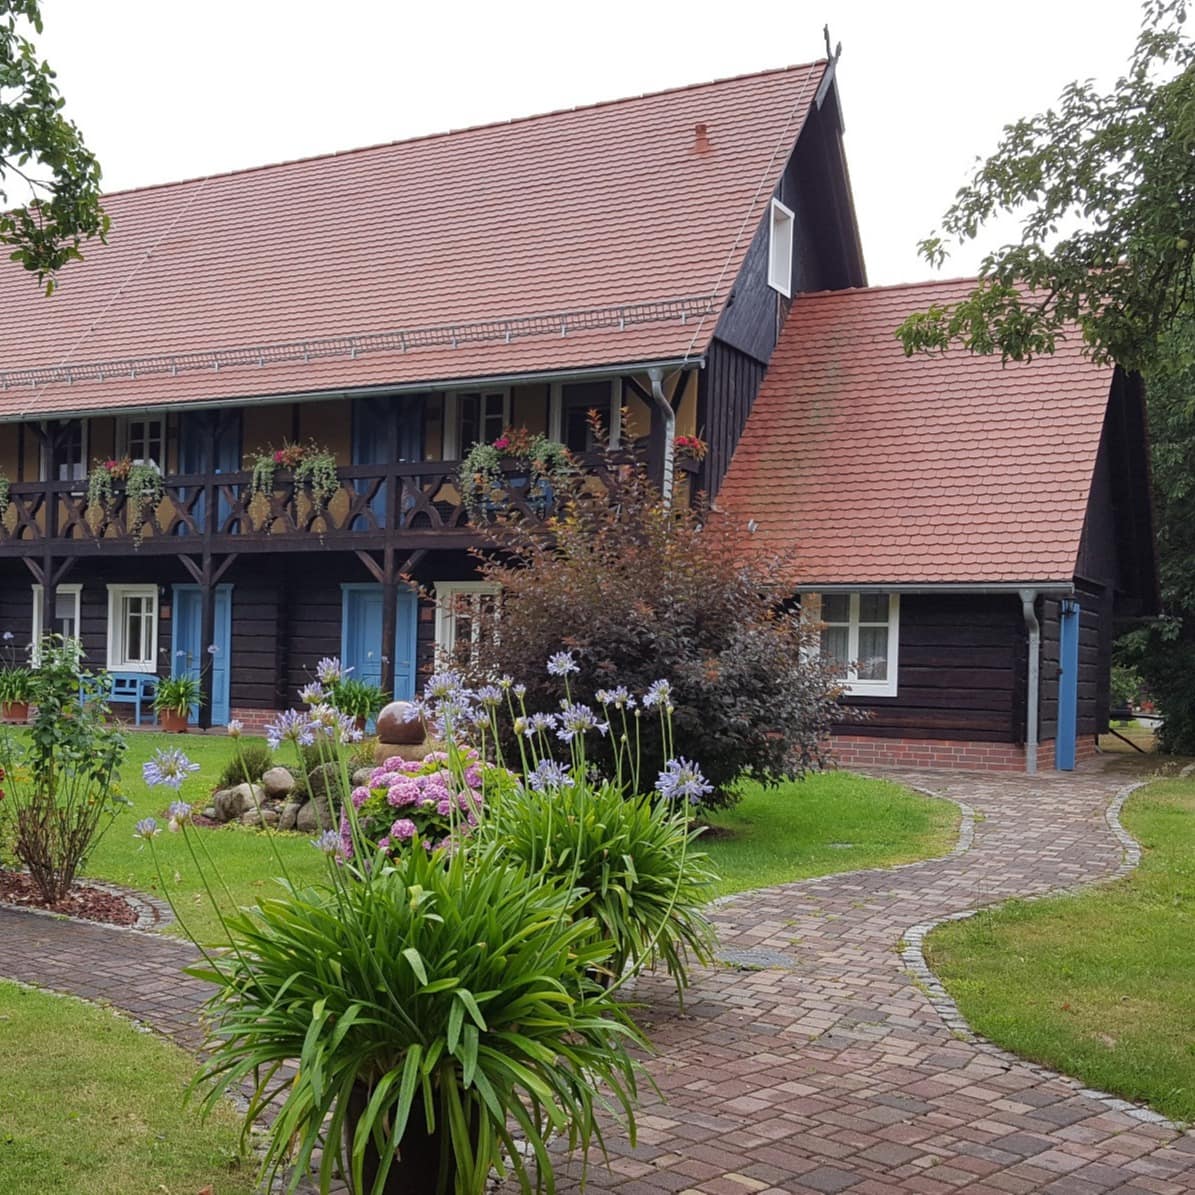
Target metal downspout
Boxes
[1020,589,1040,775]
[648,367,675,506]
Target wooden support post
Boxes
[380,545,397,697]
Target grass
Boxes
[78,730,327,943]
[926,775,1195,1122]
[0,980,255,1194]
[701,771,960,896]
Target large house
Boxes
[0,59,1156,772]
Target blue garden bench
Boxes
[81,672,159,725]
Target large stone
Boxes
[261,766,296,799]
[296,794,334,833]
[278,801,302,832]
[352,766,375,788]
[242,807,280,828]
[374,742,435,765]
[213,782,264,822]
[376,701,426,745]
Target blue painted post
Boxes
[1056,598,1080,770]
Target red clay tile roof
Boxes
[716,279,1113,585]
[0,63,827,421]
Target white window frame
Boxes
[433,582,500,671]
[767,197,795,298]
[548,378,622,449]
[444,390,511,459]
[105,584,159,673]
[31,583,82,662]
[39,418,88,483]
[116,415,166,470]
[805,592,900,698]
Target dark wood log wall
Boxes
[698,340,767,499]
[834,594,1024,743]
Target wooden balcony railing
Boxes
[0,461,568,554]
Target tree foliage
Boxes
[897,1,1194,371]
[1,0,106,291]
[465,457,846,801]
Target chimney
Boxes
[694,122,711,154]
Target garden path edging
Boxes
[899,778,1180,1130]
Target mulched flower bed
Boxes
[0,870,139,927]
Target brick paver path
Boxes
[3,761,1194,1194]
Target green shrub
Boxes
[0,636,127,903]
[484,778,715,993]
[189,843,643,1194]
[216,741,273,790]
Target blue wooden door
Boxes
[171,585,232,725]
[352,396,424,528]
[179,411,241,531]
[341,585,419,701]
[1055,598,1080,771]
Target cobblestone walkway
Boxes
[4,760,1194,1194]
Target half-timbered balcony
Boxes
[0,461,565,556]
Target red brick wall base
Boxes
[828,734,1096,773]
[228,707,280,734]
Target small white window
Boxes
[768,198,795,298]
[446,391,511,458]
[805,592,900,697]
[434,582,500,671]
[106,584,159,673]
[118,416,165,470]
[31,584,82,661]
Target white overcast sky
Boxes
[35,0,1145,288]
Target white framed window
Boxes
[106,584,159,673]
[434,582,500,671]
[767,197,795,297]
[445,391,510,458]
[548,379,622,452]
[31,584,82,661]
[805,592,900,697]
[40,419,87,483]
[118,416,165,469]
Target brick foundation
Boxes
[827,734,1096,773]
[228,707,281,734]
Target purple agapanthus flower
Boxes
[556,702,606,743]
[142,748,200,790]
[523,711,557,738]
[266,708,315,751]
[226,719,244,738]
[655,757,713,805]
[642,679,673,709]
[596,685,636,709]
[546,650,579,677]
[315,656,348,685]
[475,684,503,707]
[310,829,344,856]
[133,817,160,841]
[526,758,575,793]
[298,681,325,706]
[425,670,465,701]
[166,801,193,832]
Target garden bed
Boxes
[0,869,142,926]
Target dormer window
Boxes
[767,198,794,297]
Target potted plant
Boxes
[326,675,387,730]
[247,440,341,518]
[0,663,32,722]
[458,426,572,514]
[86,457,164,544]
[152,674,203,733]
[673,434,708,472]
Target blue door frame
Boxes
[1055,598,1080,771]
[171,585,233,725]
[340,584,419,703]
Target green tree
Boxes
[1,0,106,292]
[896,1,1194,372]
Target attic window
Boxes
[768,198,794,297]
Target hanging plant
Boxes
[125,462,165,542]
[0,470,11,520]
[248,440,340,514]
[85,457,163,544]
[459,426,573,513]
[86,457,129,509]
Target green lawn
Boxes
[926,776,1195,1121]
[0,980,255,1194]
[79,730,327,944]
[702,771,960,896]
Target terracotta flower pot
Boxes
[1,701,28,723]
[159,709,189,733]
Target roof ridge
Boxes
[97,60,828,203]
[792,276,983,301]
